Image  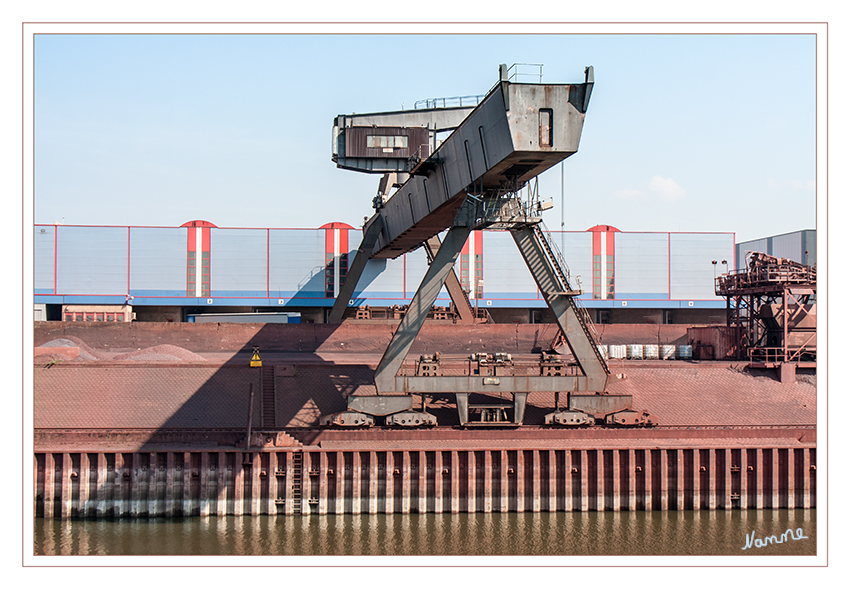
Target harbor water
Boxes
[34,508,815,556]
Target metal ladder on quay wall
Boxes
[261,365,275,429]
[532,223,609,373]
[290,452,303,515]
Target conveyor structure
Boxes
[715,251,817,377]
[323,64,656,428]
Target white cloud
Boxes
[648,175,686,202]
[614,176,686,203]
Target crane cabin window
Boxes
[366,135,408,149]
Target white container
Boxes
[644,344,659,360]
[661,345,676,360]
[678,345,693,360]
[627,344,644,360]
[597,344,608,360]
[608,344,626,359]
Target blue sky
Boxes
[33,33,816,242]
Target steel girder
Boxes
[424,234,475,324]
[373,225,472,393]
[327,217,385,324]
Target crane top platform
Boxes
[332,64,594,260]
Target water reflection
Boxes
[34,509,815,556]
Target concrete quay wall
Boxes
[35,445,816,519]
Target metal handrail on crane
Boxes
[413,95,485,110]
[507,63,544,83]
[413,63,543,111]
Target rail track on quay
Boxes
[34,423,816,451]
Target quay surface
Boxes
[33,322,817,518]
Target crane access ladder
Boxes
[531,222,608,372]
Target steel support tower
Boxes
[324,64,654,427]
[716,252,816,372]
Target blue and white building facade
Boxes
[33,220,740,324]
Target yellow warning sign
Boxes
[250,348,262,367]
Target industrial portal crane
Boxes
[322,64,656,428]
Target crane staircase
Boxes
[532,222,609,373]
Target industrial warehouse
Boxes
[32,62,817,523]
